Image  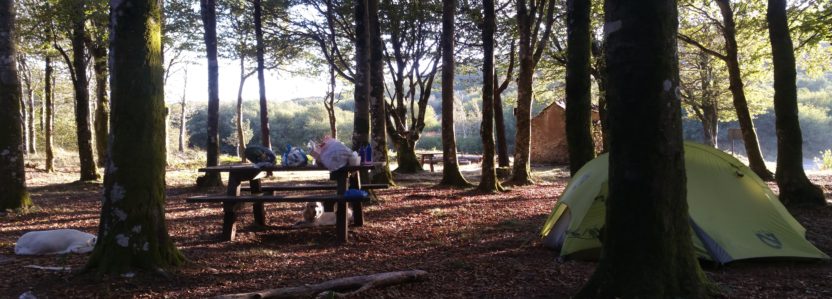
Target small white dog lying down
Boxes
[295,202,353,227]
[15,229,96,255]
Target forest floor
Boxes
[1,161,831,298]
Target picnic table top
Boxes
[416,151,443,156]
[198,163,378,173]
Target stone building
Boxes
[530,102,601,164]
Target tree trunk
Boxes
[254,0,270,149]
[19,76,29,156]
[25,78,35,154]
[352,0,370,152]
[325,66,337,138]
[591,40,610,153]
[477,0,502,192]
[494,42,515,170]
[197,0,223,187]
[509,0,535,185]
[71,2,100,181]
[493,91,509,168]
[86,0,185,274]
[701,103,718,147]
[45,56,55,172]
[766,0,825,206]
[564,0,595,176]
[235,56,250,160]
[91,45,109,167]
[697,49,718,147]
[178,69,187,153]
[576,0,709,296]
[439,0,471,187]
[0,0,32,210]
[368,0,394,185]
[715,0,773,181]
[393,140,422,173]
[508,0,555,185]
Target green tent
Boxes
[540,142,829,264]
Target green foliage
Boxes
[815,150,832,171]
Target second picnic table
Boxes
[187,164,386,243]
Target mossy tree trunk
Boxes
[0,0,32,210]
[576,0,709,297]
[564,0,596,176]
[90,43,109,167]
[86,0,185,274]
[392,139,422,173]
[508,0,555,186]
[477,0,502,193]
[254,0,271,149]
[44,56,55,172]
[439,0,471,187]
[766,0,825,206]
[368,0,394,185]
[197,0,223,187]
[714,0,773,180]
[69,0,99,181]
[352,0,370,152]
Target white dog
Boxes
[15,229,96,255]
[298,202,353,227]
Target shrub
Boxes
[815,149,832,171]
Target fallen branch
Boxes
[212,270,428,299]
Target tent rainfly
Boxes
[540,142,829,264]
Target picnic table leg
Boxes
[349,171,364,227]
[250,179,267,226]
[222,175,243,241]
[335,170,349,243]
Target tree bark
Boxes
[494,42,515,170]
[766,0,825,206]
[18,66,29,156]
[368,0,394,185]
[564,0,595,176]
[91,44,109,167]
[508,0,555,185]
[352,0,370,152]
[44,56,55,172]
[178,68,187,153]
[576,0,709,296]
[439,0,471,187]
[254,0,271,149]
[19,61,36,155]
[477,0,502,193]
[197,0,223,187]
[235,56,253,160]
[0,0,32,210]
[591,40,609,153]
[71,1,100,181]
[714,0,773,181]
[86,0,185,274]
[324,66,338,138]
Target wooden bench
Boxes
[239,183,388,193]
[187,193,370,242]
[191,164,383,243]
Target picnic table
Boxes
[418,151,443,172]
[187,163,386,243]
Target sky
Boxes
[164,52,331,104]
